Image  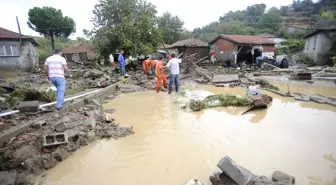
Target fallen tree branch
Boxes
[195,56,209,65]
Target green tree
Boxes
[259,7,284,34]
[157,12,184,44]
[90,0,161,58]
[27,7,76,51]
[245,3,267,24]
[179,29,192,40]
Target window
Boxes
[307,39,310,50]
[313,36,317,50]
[0,44,20,56]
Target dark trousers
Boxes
[168,74,179,94]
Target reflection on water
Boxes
[44,83,336,185]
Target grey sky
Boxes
[0,0,293,39]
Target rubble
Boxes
[210,156,295,185]
[0,171,17,185]
[18,101,40,113]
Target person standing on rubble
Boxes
[118,50,126,80]
[44,49,72,110]
[155,57,167,93]
[165,53,182,94]
[210,49,216,64]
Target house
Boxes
[256,33,286,47]
[62,43,96,63]
[209,34,276,65]
[158,44,177,55]
[303,26,336,65]
[0,27,39,72]
[285,24,309,34]
[168,38,209,58]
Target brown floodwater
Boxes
[44,83,336,185]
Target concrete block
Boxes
[32,120,47,129]
[217,156,254,185]
[43,133,68,147]
[55,122,68,132]
[272,171,295,184]
[84,116,96,129]
[18,101,39,113]
[212,74,239,83]
[0,171,17,185]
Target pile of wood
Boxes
[180,53,212,80]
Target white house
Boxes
[303,26,336,65]
[256,33,286,48]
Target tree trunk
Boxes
[50,34,55,51]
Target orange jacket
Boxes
[155,60,165,77]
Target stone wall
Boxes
[0,40,38,72]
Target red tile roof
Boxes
[209,34,275,45]
[218,34,275,45]
[0,27,32,39]
[63,43,93,54]
[170,38,208,48]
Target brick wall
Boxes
[263,45,275,52]
[211,39,236,52]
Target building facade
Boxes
[0,27,39,71]
[303,27,336,65]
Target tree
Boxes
[90,0,161,58]
[245,3,267,24]
[259,7,284,34]
[157,12,184,44]
[27,7,76,51]
[179,29,192,40]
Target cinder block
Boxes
[43,133,68,147]
[217,156,254,185]
[18,101,39,113]
[272,171,295,184]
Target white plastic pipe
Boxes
[0,88,105,118]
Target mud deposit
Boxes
[44,83,336,185]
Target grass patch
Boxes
[187,94,250,112]
[5,86,56,108]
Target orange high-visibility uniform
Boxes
[150,60,157,71]
[155,60,167,93]
[142,60,151,74]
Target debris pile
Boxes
[0,100,134,184]
[210,155,295,185]
[185,94,250,112]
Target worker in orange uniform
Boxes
[149,59,157,74]
[155,56,167,93]
[142,59,151,75]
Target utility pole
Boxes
[16,16,22,47]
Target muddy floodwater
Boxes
[45,83,336,185]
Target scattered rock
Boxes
[84,116,96,130]
[41,154,57,169]
[91,99,101,106]
[0,171,17,185]
[184,179,204,185]
[53,148,71,162]
[217,156,254,185]
[32,120,47,129]
[24,156,43,173]
[55,122,69,132]
[104,108,115,114]
[272,171,295,184]
[18,101,39,113]
[86,131,96,143]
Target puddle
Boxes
[44,83,336,185]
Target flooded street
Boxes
[45,83,336,185]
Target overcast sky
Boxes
[0,0,293,39]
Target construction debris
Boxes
[210,155,295,185]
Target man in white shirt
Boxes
[165,53,182,94]
[44,49,72,110]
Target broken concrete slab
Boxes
[84,116,96,130]
[0,171,17,185]
[18,101,39,113]
[32,120,47,129]
[272,170,295,184]
[217,156,254,185]
[118,84,142,92]
[184,179,204,185]
[55,122,69,132]
[212,74,239,84]
[24,156,43,173]
[289,72,312,80]
[290,93,310,101]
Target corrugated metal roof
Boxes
[170,38,208,48]
[216,34,275,45]
[303,26,336,38]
